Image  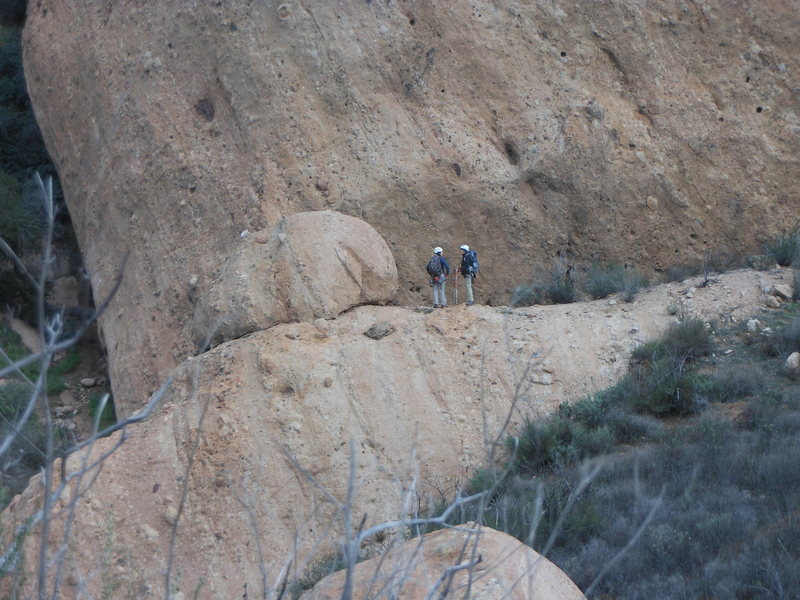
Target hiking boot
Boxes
[433,304,440,308]
[466,301,475,306]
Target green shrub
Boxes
[628,359,710,415]
[465,466,504,496]
[585,262,647,302]
[511,258,577,305]
[585,262,626,299]
[88,393,117,430]
[711,363,765,400]
[0,380,47,506]
[510,283,546,307]
[290,553,349,600]
[0,326,80,395]
[632,318,714,364]
[757,317,800,359]
[664,262,702,283]
[559,394,610,428]
[0,170,43,253]
[765,228,800,267]
[604,408,666,442]
[544,261,578,304]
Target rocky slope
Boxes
[2,268,793,598]
[21,1,800,413]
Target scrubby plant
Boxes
[757,317,800,359]
[456,302,800,600]
[711,363,766,401]
[513,257,578,306]
[585,262,647,302]
[88,393,117,430]
[631,317,714,364]
[765,228,800,267]
[510,283,546,307]
[544,258,578,304]
[663,262,702,283]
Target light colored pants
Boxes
[463,275,474,303]
[432,277,447,306]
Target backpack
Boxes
[468,250,479,274]
[426,255,444,277]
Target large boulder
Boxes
[22,1,800,411]
[301,525,586,600]
[191,210,398,348]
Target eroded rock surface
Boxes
[191,210,398,348]
[22,1,800,411]
[301,525,586,600]
[2,268,792,598]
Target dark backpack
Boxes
[468,250,479,274]
[426,255,444,276]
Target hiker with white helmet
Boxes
[426,247,451,308]
[457,244,479,306]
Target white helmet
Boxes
[460,244,470,252]
[433,247,443,254]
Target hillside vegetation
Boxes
[458,303,800,598]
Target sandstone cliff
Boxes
[21,1,800,412]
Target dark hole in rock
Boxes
[756,106,763,113]
[504,141,519,165]
[194,98,215,121]
[560,51,567,57]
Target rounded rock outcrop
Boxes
[191,210,397,348]
[301,525,586,600]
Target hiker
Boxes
[457,244,479,305]
[426,246,450,308]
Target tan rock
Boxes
[21,1,800,411]
[163,506,179,526]
[784,352,800,375]
[766,296,781,309]
[191,209,398,349]
[773,284,793,300]
[301,526,585,600]
[3,271,789,599]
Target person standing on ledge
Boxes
[458,244,479,306]
[426,246,450,308]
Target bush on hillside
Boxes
[756,317,800,359]
[511,257,578,306]
[585,262,647,302]
[631,318,714,364]
[765,228,800,267]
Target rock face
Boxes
[301,525,586,600]
[2,269,791,599]
[22,1,800,412]
[191,210,398,349]
[12,0,800,596]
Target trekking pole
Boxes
[454,271,459,304]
